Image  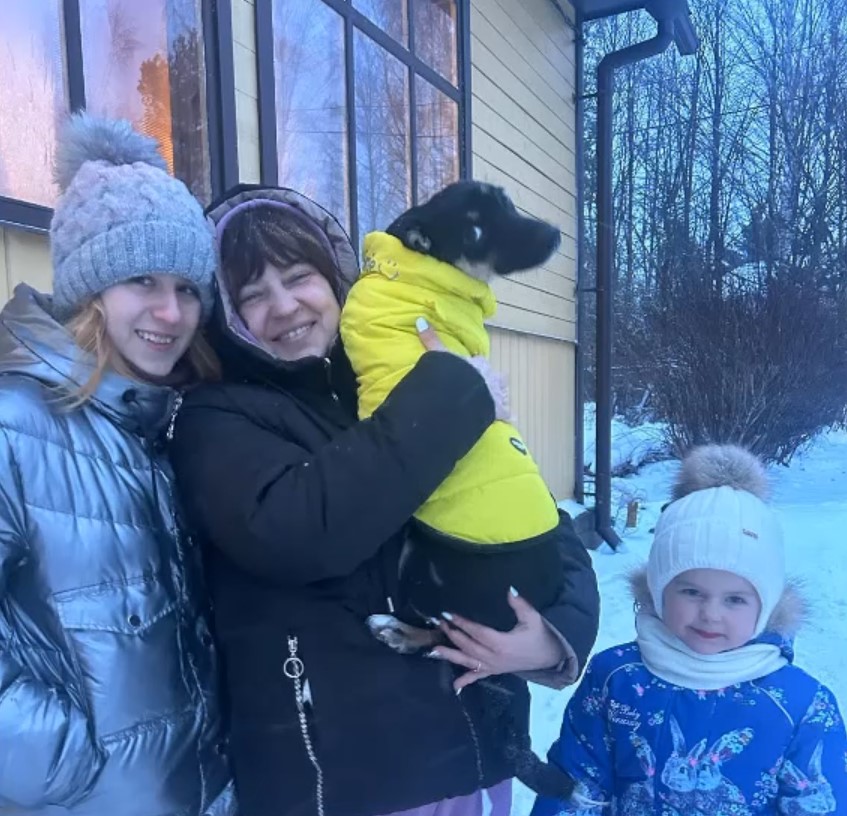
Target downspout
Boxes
[594,20,676,548]
[573,8,586,504]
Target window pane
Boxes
[273,0,348,228]
[355,32,410,241]
[80,0,211,203]
[415,76,458,203]
[354,0,408,47]
[412,0,457,84]
[0,1,68,207]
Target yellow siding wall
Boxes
[490,325,575,498]
[0,228,52,302]
[471,0,577,342]
[472,0,578,498]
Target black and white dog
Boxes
[386,180,561,283]
[358,181,577,799]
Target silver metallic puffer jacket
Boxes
[0,285,235,816]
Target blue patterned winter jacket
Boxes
[532,580,846,815]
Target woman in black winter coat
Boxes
[169,184,600,816]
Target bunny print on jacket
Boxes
[661,717,753,813]
[779,742,837,815]
[531,576,846,816]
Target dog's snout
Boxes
[533,222,561,258]
[547,224,562,253]
[493,217,561,276]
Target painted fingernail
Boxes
[441,611,454,622]
[416,317,429,332]
[509,586,520,597]
[424,649,442,659]
[426,617,441,627]
[455,686,464,696]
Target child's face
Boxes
[662,569,762,654]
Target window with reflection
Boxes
[413,0,457,84]
[415,75,458,203]
[268,0,465,246]
[355,30,411,240]
[272,0,349,228]
[0,1,68,207]
[0,0,211,220]
[354,0,408,46]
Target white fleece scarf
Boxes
[635,613,788,690]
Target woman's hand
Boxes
[426,588,566,693]
[416,317,510,422]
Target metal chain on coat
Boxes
[285,636,325,816]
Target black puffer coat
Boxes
[169,185,600,816]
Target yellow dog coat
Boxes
[340,232,559,545]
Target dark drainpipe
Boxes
[573,9,586,504]
[594,18,685,549]
[549,0,696,544]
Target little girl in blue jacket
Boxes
[532,444,846,816]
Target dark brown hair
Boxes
[219,207,343,303]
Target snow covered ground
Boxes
[582,402,667,477]
[511,427,847,815]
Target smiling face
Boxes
[662,569,762,654]
[236,261,340,361]
[99,274,202,381]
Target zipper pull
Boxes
[323,357,339,402]
[166,392,184,442]
[284,636,305,679]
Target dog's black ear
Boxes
[386,210,433,255]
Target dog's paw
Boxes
[366,614,434,655]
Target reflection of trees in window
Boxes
[167,29,209,204]
[0,1,67,206]
[273,0,348,227]
[82,0,210,203]
[138,54,174,172]
[415,76,458,203]
[412,0,457,83]
[82,2,147,126]
[355,31,411,239]
[354,0,408,45]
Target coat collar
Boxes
[361,232,497,320]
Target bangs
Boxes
[219,207,343,301]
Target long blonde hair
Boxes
[62,298,220,408]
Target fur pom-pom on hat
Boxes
[647,444,786,637]
[53,115,168,193]
[49,113,216,320]
[672,444,770,502]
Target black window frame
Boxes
[254,0,472,247]
[0,0,239,234]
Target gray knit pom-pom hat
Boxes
[49,113,216,320]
